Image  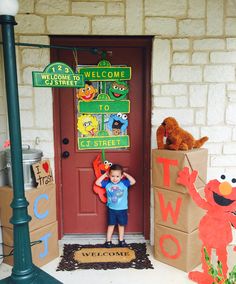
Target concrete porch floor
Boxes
[1,235,235,284]
[0,235,194,284]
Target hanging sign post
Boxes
[32,62,84,88]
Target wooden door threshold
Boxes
[61,234,146,245]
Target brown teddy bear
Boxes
[156,117,208,150]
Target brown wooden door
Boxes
[52,37,151,236]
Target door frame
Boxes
[51,36,152,239]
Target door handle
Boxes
[62,151,70,158]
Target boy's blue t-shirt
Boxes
[101,178,131,210]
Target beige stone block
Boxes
[171,66,202,82]
[92,16,124,35]
[0,98,6,115]
[161,84,187,96]
[15,15,45,34]
[21,49,50,67]
[226,104,236,125]
[210,155,236,167]
[193,39,225,50]
[227,38,236,50]
[145,0,187,17]
[151,109,194,126]
[226,19,236,36]
[145,17,177,36]
[19,0,34,13]
[172,39,189,50]
[172,52,189,64]
[179,19,205,36]
[20,111,34,127]
[19,36,49,46]
[226,0,236,16]
[188,0,205,18]
[175,96,188,107]
[18,85,34,97]
[107,2,124,15]
[126,0,143,35]
[192,52,208,64]
[72,2,105,15]
[207,84,225,125]
[201,127,231,143]
[47,16,90,35]
[19,97,33,110]
[34,88,53,128]
[204,65,235,82]
[189,85,207,107]
[152,39,170,83]
[0,117,7,132]
[35,0,69,14]
[23,67,41,85]
[207,0,223,36]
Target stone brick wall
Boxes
[1,0,236,243]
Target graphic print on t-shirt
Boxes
[101,178,130,210]
[108,185,124,204]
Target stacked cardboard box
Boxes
[152,148,208,272]
[0,184,59,267]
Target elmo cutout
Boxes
[93,155,112,203]
[177,167,236,284]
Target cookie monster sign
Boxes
[77,60,131,151]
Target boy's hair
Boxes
[109,164,123,174]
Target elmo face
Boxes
[205,175,236,211]
[99,160,112,175]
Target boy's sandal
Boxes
[118,240,127,247]
[104,241,113,248]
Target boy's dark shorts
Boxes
[108,208,128,226]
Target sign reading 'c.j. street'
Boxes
[32,62,84,88]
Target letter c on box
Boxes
[159,234,181,259]
[34,193,49,220]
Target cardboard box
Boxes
[2,221,59,267]
[154,224,202,272]
[154,187,204,233]
[0,184,56,231]
[152,148,208,193]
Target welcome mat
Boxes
[57,243,153,271]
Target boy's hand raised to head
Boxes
[123,172,136,185]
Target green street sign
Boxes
[79,67,131,81]
[78,135,129,150]
[78,100,130,114]
[32,62,84,88]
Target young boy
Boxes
[95,164,136,248]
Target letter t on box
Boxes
[152,148,208,193]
